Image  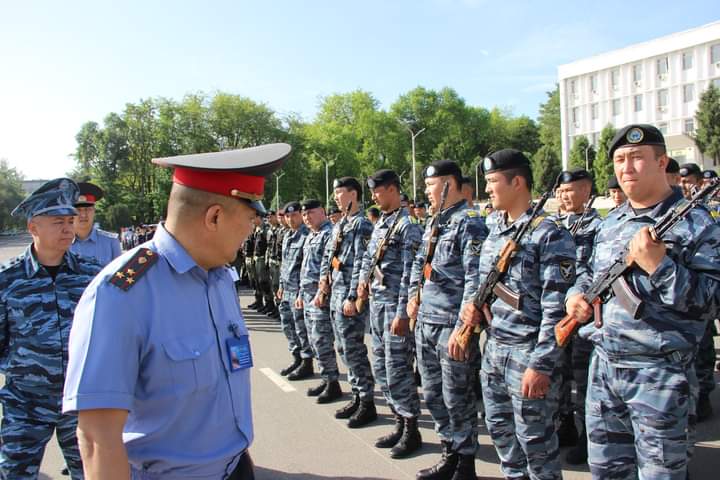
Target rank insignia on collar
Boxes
[109,248,159,291]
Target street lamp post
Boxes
[398,121,426,203]
[275,171,286,209]
[313,150,336,210]
[584,145,592,171]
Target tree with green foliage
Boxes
[568,135,595,171]
[531,145,562,196]
[594,124,616,194]
[536,86,561,159]
[0,159,26,232]
[694,84,720,166]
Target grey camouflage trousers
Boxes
[369,302,420,418]
[278,290,312,359]
[330,307,374,401]
[586,350,692,480]
[302,292,339,382]
[416,320,478,455]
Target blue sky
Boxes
[0,0,717,178]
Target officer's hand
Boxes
[390,316,410,336]
[521,367,550,399]
[357,281,369,300]
[318,276,329,293]
[628,226,666,275]
[566,293,593,324]
[312,293,323,308]
[276,288,283,300]
[294,297,304,309]
[343,299,358,317]
[460,303,482,326]
[447,328,467,362]
[406,297,419,320]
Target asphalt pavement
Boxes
[0,234,717,479]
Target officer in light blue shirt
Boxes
[69,182,122,266]
[63,144,291,480]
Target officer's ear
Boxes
[203,204,224,232]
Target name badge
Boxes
[227,335,253,372]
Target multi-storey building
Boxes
[559,21,720,169]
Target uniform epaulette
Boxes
[109,248,158,291]
[98,229,119,239]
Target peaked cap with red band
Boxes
[152,143,291,214]
[76,182,105,207]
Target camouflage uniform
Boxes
[279,225,312,358]
[320,211,375,400]
[267,225,283,308]
[0,247,101,479]
[407,200,488,456]
[253,221,273,309]
[571,188,720,479]
[243,232,260,305]
[478,209,575,480]
[359,209,422,418]
[299,219,338,382]
[556,209,602,434]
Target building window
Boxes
[712,43,720,64]
[657,57,669,76]
[658,122,668,135]
[683,52,693,70]
[611,69,620,90]
[683,84,695,103]
[572,107,579,125]
[591,103,599,119]
[633,64,642,84]
[634,94,643,112]
[657,89,669,108]
[612,98,621,116]
[684,118,695,133]
[570,79,576,95]
[590,75,598,93]
[713,78,720,88]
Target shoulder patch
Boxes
[109,248,159,291]
[559,259,575,281]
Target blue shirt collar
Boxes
[73,225,98,244]
[152,223,200,275]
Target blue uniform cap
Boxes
[11,177,79,219]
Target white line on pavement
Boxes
[259,367,296,393]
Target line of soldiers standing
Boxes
[240,122,719,480]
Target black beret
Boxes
[283,201,301,213]
[414,201,427,209]
[608,124,665,160]
[481,149,530,175]
[703,170,718,179]
[400,193,409,202]
[301,199,323,211]
[367,206,380,216]
[679,163,702,178]
[423,159,462,179]
[557,168,592,185]
[666,157,680,174]
[328,206,341,215]
[76,181,104,206]
[461,176,473,185]
[367,169,400,189]
[607,175,621,190]
[267,209,276,215]
[333,177,362,196]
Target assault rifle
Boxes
[356,208,403,313]
[317,201,353,306]
[456,191,552,351]
[409,181,450,331]
[555,178,720,347]
[569,195,597,237]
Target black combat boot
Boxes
[307,380,327,397]
[557,413,578,447]
[248,301,258,309]
[450,454,476,480]
[375,412,404,448]
[565,425,588,465]
[280,353,301,376]
[390,416,422,458]
[287,358,314,380]
[317,380,342,404]
[348,399,377,428]
[416,441,458,480]
[335,392,360,418]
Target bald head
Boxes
[167,183,240,222]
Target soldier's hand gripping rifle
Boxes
[555,178,720,347]
[356,208,403,313]
[409,181,450,331]
[569,195,597,237]
[456,191,552,351]
[317,201,353,306]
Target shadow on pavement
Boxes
[255,466,392,479]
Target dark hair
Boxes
[500,166,533,191]
[652,145,667,158]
